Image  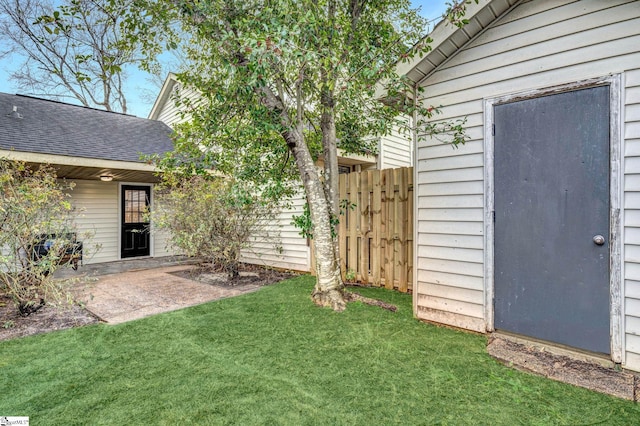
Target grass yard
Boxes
[1,275,639,425]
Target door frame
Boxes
[118,182,154,259]
[483,75,623,362]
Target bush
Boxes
[0,159,87,315]
[152,175,278,278]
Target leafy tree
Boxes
[0,159,90,315]
[0,0,139,112]
[64,0,472,311]
[152,174,279,278]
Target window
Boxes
[338,165,351,174]
[123,189,149,224]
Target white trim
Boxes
[0,150,158,172]
[610,74,623,364]
[149,183,156,259]
[484,75,624,360]
[414,0,523,87]
[483,98,495,332]
[619,71,627,366]
[396,0,493,79]
[148,72,178,120]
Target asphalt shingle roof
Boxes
[0,93,174,163]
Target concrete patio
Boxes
[63,257,262,324]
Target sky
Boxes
[0,0,450,118]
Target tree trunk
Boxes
[258,85,346,311]
[287,128,345,311]
[320,89,341,265]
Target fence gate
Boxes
[337,167,413,292]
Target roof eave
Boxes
[147,72,178,120]
[398,0,521,86]
[0,149,158,172]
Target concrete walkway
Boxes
[72,263,260,324]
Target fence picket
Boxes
[371,170,382,287]
[332,167,412,293]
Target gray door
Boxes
[494,86,610,354]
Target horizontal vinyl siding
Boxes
[72,181,182,265]
[156,85,201,127]
[152,227,174,258]
[241,193,310,272]
[414,0,640,350]
[380,117,412,168]
[70,180,119,264]
[380,133,411,168]
[624,66,640,371]
[155,84,310,271]
[415,124,485,330]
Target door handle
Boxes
[593,235,605,245]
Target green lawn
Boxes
[1,276,638,425]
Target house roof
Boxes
[0,93,174,164]
[398,0,520,86]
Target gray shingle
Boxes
[0,93,174,163]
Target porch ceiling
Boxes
[0,149,161,183]
[38,163,160,183]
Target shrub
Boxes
[0,159,89,315]
[152,175,278,278]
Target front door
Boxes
[493,86,611,354]
[121,185,151,258]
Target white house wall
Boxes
[624,67,640,370]
[70,180,179,264]
[151,188,176,259]
[379,115,412,169]
[241,192,310,272]
[414,0,640,370]
[70,180,119,264]
[154,84,201,126]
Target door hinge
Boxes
[493,210,496,223]
[492,123,495,136]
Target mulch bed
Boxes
[0,295,100,342]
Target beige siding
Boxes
[241,192,310,272]
[70,180,119,264]
[152,77,409,273]
[414,0,640,370]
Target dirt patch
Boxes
[0,295,99,342]
[0,263,298,342]
[488,335,640,401]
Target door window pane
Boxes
[124,189,149,224]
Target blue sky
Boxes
[0,0,450,118]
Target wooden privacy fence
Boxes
[338,167,413,293]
